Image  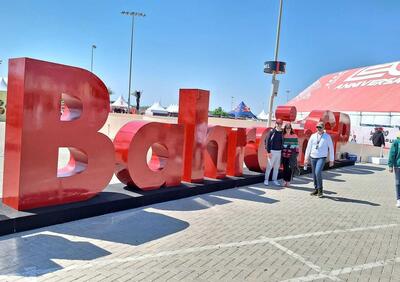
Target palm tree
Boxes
[134,91,141,111]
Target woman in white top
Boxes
[304,121,334,198]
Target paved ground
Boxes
[0,163,399,281]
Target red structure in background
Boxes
[2,58,351,211]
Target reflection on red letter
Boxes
[204,126,228,179]
[304,110,337,160]
[244,127,270,172]
[331,112,351,156]
[114,121,184,190]
[2,58,114,210]
[226,128,246,176]
[178,89,209,183]
[304,110,336,132]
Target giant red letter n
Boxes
[2,58,114,210]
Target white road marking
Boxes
[269,223,398,242]
[268,241,342,281]
[281,257,400,282]
[12,223,397,276]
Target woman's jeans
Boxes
[395,168,400,200]
[311,157,326,190]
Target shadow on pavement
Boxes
[287,185,337,195]
[291,173,345,186]
[60,210,189,245]
[335,164,386,175]
[156,186,279,212]
[0,210,189,277]
[0,234,111,277]
[323,195,380,206]
[289,163,383,186]
[156,194,231,211]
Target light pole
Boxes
[286,89,290,103]
[267,0,284,127]
[121,11,146,113]
[91,45,96,72]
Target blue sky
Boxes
[0,0,399,114]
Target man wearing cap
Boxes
[264,119,284,186]
[304,122,335,197]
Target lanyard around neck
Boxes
[316,133,323,145]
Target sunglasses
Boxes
[316,126,323,129]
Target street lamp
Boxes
[121,11,146,113]
[91,45,96,73]
[265,0,285,127]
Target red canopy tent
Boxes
[287,61,400,112]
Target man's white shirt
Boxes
[305,132,334,161]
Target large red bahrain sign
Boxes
[2,58,351,211]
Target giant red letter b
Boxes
[2,58,114,210]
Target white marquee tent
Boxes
[145,102,168,116]
[111,96,128,109]
[166,104,179,115]
[257,110,268,121]
[0,77,7,92]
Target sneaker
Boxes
[282,181,287,187]
[273,180,280,186]
[310,189,318,196]
[397,200,400,208]
[286,182,290,187]
[317,189,323,198]
[264,180,269,186]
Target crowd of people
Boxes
[264,119,336,198]
[263,119,400,207]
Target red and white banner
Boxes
[350,125,398,147]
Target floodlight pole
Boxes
[121,11,145,113]
[267,0,283,127]
[91,45,96,72]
